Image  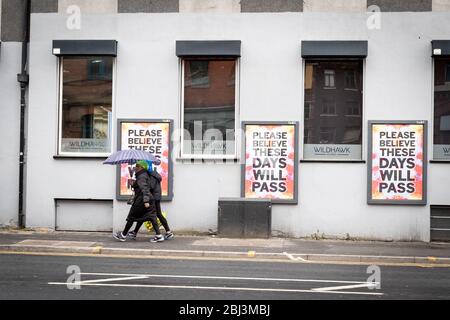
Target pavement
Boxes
[1,229,450,266]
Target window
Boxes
[446,64,450,83]
[58,56,113,155]
[345,70,357,89]
[433,58,450,160]
[346,101,361,116]
[182,59,237,158]
[304,102,313,120]
[304,60,363,160]
[324,69,335,88]
[321,99,336,115]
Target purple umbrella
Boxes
[102,149,161,165]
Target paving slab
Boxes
[16,240,98,247]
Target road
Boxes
[0,253,449,300]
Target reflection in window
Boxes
[59,56,113,154]
[186,60,210,87]
[342,126,362,144]
[304,60,363,160]
[305,102,313,119]
[320,127,336,144]
[183,59,236,156]
[304,128,313,144]
[87,58,113,81]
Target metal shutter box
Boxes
[431,206,450,242]
[218,198,272,238]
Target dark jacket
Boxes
[132,169,153,207]
[147,170,162,201]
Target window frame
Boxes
[432,57,450,162]
[57,55,116,158]
[179,57,240,160]
[301,58,366,162]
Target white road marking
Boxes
[76,276,149,285]
[283,252,310,263]
[313,283,379,292]
[78,272,371,284]
[48,272,383,296]
[48,282,384,296]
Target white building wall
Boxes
[26,11,450,240]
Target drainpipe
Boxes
[17,0,30,228]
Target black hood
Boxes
[135,169,148,178]
[149,170,162,182]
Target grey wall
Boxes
[0,0,25,227]
[1,0,26,41]
[31,0,57,13]
[7,0,448,16]
[241,0,302,12]
[367,0,432,11]
[118,0,178,13]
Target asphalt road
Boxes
[0,253,449,300]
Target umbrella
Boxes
[102,149,161,165]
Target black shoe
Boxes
[164,232,174,240]
[127,231,137,240]
[150,235,164,243]
[113,232,127,242]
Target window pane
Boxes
[304,60,363,160]
[60,56,113,154]
[183,59,236,156]
[434,58,450,160]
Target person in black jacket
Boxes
[113,160,161,242]
[128,161,174,242]
[148,164,173,242]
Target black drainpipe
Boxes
[17,0,31,228]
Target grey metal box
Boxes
[218,198,272,238]
[431,206,450,242]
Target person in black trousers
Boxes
[127,161,174,243]
[113,160,161,242]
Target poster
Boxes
[241,122,298,204]
[368,121,427,205]
[116,119,173,201]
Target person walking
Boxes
[113,160,160,242]
[127,160,174,242]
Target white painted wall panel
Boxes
[56,200,113,231]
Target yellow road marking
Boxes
[1,250,449,268]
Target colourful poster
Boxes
[242,122,298,204]
[117,120,173,201]
[368,121,427,205]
